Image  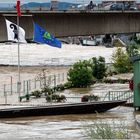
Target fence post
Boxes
[62,73,64,82]
[27,81,29,95]
[43,76,46,88]
[4,84,7,104]
[34,78,36,89]
[108,91,110,101]
[48,75,51,86]
[10,76,13,95]
[117,92,119,100]
[57,74,59,84]
[23,81,25,95]
[42,69,46,88]
[28,80,31,91]
[17,81,21,102]
[54,75,56,87]
[40,79,42,88]
[26,81,30,101]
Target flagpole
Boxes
[16,0,21,102]
[17,15,21,102]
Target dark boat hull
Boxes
[0,100,126,118]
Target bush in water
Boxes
[82,120,135,139]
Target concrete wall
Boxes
[1,11,140,41]
[32,12,140,37]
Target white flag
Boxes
[5,19,26,43]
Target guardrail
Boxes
[102,90,133,104]
[1,72,67,104]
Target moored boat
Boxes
[0,100,126,118]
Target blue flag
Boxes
[33,23,61,48]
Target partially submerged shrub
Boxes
[67,60,94,88]
[102,78,129,84]
[56,84,65,91]
[111,47,132,73]
[31,90,42,98]
[83,120,134,139]
[63,82,73,89]
[46,94,66,102]
[81,95,99,102]
[41,87,54,95]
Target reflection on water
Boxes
[0,107,140,140]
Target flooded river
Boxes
[0,79,140,140]
[0,106,140,140]
[0,66,139,140]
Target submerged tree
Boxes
[112,47,132,73]
[67,56,107,88]
[67,60,94,88]
[126,43,139,57]
[91,56,106,79]
[126,34,140,57]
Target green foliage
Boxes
[89,95,100,101]
[91,56,107,79]
[113,38,126,47]
[102,78,129,84]
[31,82,72,100]
[112,47,132,73]
[63,82,73,89]
[46,94,66,102]
[126,43,139,57]
[67,60,94,88]
[81,95,100,102]
[130,34,140,44]
[41,87,54,95]
[56,84,65,91]
[83,120,132,139]
[127,34,140,58]
[67,56,107,87]
[31,90,42,98]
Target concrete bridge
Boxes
[0,10,140,41]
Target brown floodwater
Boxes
[0,106,140,140]
[0,66,140,140]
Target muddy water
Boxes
[0,66,140,139]
[0,107,140,140]
[0,66,70,86]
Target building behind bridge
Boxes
[102,0,136,6]
[101,0,136,10]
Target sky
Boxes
[0,0,102,4]
[0,0,139,4]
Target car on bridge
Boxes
[110,3,137,11]
[129,5,137,10]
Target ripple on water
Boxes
[0,107,139,140]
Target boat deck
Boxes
[0,100,126,118]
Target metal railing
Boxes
[1,72,67,105]
[102,90,133,104]
[0,72,134,106]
